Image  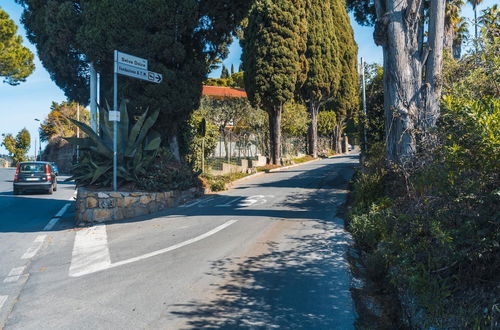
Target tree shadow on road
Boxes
[170,218,355,329]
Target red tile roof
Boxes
[202,86,247,98]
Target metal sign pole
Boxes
[113,50,118,192]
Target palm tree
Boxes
[445,0,465,53]
[468,0,484,41]
[453,18,469,58]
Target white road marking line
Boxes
[21,235,47,259]
[69,220,238,277]
[55,203,71,218]
[180,196,215,208]
[215,197,244,207]
[0,296,7,310]
[69,224,111,278]
[43,218,59,231]
[3,266,25,283]
[43,202,72,231]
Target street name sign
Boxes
[115,62,163,84]
[116,51,148,70]
[112,50,163,192]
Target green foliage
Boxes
[181,106,219,172]
[302,0,340,104]
[282,102,310,137]
[220,65,230,79]
[201,172,250,192]
[362,63,384,147]
[0,8,34,85]
[66,102,162,188]
[16,0,252,139]
[136,149,199,192]
[329,0,359,119]
[348,96,500,327]
[1,128,31,164]
[242,0,307,163]
[317,111,337,136]
[204,71,245,88]
[242,0,307,110]
[39,101,90,142]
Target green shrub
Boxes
[66,102,161,188]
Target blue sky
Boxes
[0,0,495,155]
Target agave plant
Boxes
[65,102,161,188]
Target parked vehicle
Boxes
[13,162,58,195]
[50,162,59,176]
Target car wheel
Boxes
[13,188,20,195]
[47,185,53,195]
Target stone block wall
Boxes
[76,187,202,224]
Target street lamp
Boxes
[34,119,41,161]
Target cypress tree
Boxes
[221,65,230,79]
[302,0,340,157]
[230,63,235,75]
[329,0,359,153]
[242,0,307,165]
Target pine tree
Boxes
[221,65,230,79]
[0,8,34,85]
[302,0,340,157]
[242,0,307,164]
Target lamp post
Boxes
[34,119,41,161]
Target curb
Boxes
[227,171,266,186]
[267,158,321,172]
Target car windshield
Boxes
[20,163,46,173]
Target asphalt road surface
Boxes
[0,168,76,328]
[0,153,359,329]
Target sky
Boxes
[0,0,495,156]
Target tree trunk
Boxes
[333,119,344,153]
[374,0,445,164]
[268,105,282,165]
[307,102,319,158]
[424,0,446,130]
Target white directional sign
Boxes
[115,51,148,70]
[115,63,163,84]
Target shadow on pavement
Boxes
[170,219,354,329]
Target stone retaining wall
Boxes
[76,187,202,224]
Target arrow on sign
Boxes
[147,71,163,84]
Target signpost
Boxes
[112,50,163,191]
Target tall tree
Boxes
[330,0,359,153]
[468,0,484,41]
[220,65,230,79]
[347,0,446,163]
[301,0,340,158]
[444,0,464,53]
[16,0,252,157]
[0,7,34,85]
[242,0,307,164]
[1,128,31,164]
[231,63,235,75]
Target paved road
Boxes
[0,154,359,329]
[0,168,76,326]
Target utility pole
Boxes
[90,63,98,133]
[360,58,368,152]
[77,103,80,161]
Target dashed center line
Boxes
[21,235,47,259]
[3,266,25,283]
